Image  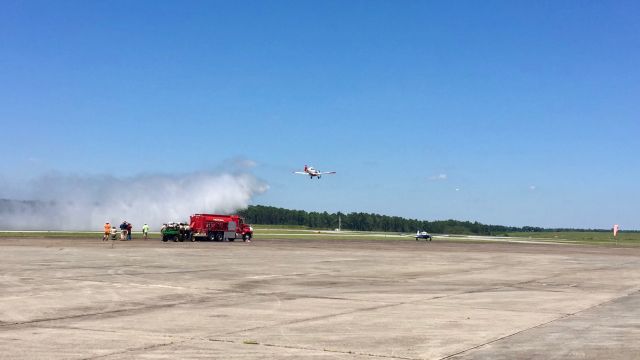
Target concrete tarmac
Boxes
[0,237,639,359]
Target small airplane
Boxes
[293,165,336,179]
[415,231,432,241]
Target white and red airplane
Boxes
[293,165,336,179]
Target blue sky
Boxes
[1,0,639,229]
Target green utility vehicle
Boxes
[161,222,191,242]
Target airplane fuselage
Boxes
[306,167,321,178]
[294,165,336,179]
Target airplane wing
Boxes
[293,172,308,175]
[319,171,336,175]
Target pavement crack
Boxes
[206,338,421,360]
[228,301,403,335]
[0,296,215,329]
[57,267,227,280]
[79,339,188,359]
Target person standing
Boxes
[103,222,111,241]
[127,222,133,240]
[142,223,149,240]
[120,221,128,241]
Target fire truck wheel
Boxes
[162,236,168,242]
[190,234,195,242]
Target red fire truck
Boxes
[189,214,253,242]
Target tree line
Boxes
[238,205,611,235]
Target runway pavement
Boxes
[0,237,639,359]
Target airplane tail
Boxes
[304,165,308,172]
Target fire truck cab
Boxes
[189,214,253,242]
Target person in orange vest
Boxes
[102,222,111,241]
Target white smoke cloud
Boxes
[0,170,268,231]
[428,173,448,181]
